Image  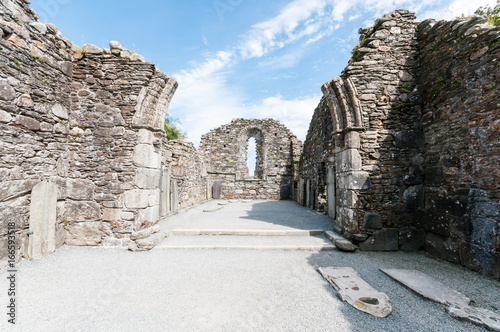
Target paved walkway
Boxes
[1,200,499,332]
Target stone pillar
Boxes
[327,166,336,220]
[161,171,170,217]
[28,181,57,260]
[170,179,178,213]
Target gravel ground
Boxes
[1,200,498,331]
[1,247,498,332]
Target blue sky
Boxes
[31,0,495,148]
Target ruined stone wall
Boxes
[301,10,499,277]
[200,119,302,200]
[418,17,500,278]
[0,0,185,264]
[320,10,425,249]
[165,140,208,211]
[298,97,335,213]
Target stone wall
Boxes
[0,0,201,264]
[298,97,335,214]
[299,9,500,277]
[418,17,500,277]
[199,119,302,200]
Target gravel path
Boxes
[1,201,498,331]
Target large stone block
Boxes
[402,185,424,210]
[399,227,426,252]
[132,144,161,169]
[336,149,362,173]
[359,229,399,251]
[28,181,57,259]
[124,189,159,209]
[137,129,154,144]
[364,213,382,229]
[65,222,111,246]
[102,209,122,222]
[337,172,371,190]
[135,168,161,189]
[135,206,160,230]
[0,179,39,201]
[67,179,95,201]
[394,130,424,149]
[0,81,16,101]
[65,200,101,222]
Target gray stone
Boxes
[0,81,16,101]
[102,208,122,222]
[203,206,224,212]
[359,229,399,251]
[0,110,12,123]
[17,94,34,107]
[131,224,160,240]
[364,213,382,229]
[65,222,111,246]
[82,43,103,55]
[124,189,159,209]
[399,227,426,252]
[29,22,47,34]
[319,267,392,318]
[325,231,358,252]
[27,181,57,259]
[109,40,124,50]
[65,200,101,222]
[337,171,371,190]
[16,115,40,131]
[52,103,69,120]
[382,269,500,332]
[132,232,166,251]
[130,53,145,62]
[0,179,39,202]
[133,144,161,169]
[67,179,94,201]
[135,168,161,189]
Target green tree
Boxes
[475,0,500,26]
[164,115,186,141]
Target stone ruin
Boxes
[0,0,498,278]
[199,118,302,200]
[299,10,499,278]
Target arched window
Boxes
[247,137,257,177]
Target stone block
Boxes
[337,171,370,190]
[135,168,161,189]
[124,189,158,209]
[82,43,103,54]
[0,110,12,123]
[402,185,424,210]
[0,81,16,101]
[16,115,40,131]
[131,224,160,240]
[121,212,134,221]
[65,222,111,246]
[137,129,154,144]
[102,209,122,222]
[359,229,399,251]
[135,206,160,229]
[130,232,165,251]
[425,233,460,263]
[399,227,426,252]
[28,181,57,259]
[336,149,362,173]
[364,213,382,229]
[65,200,101,222]
[51,103,69,120]
[0,179,39,201]
[17,94,33,107]
[132,144,161,169]
[67,179,95,201]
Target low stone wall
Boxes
[199,119,302,200]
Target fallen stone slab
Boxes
[228,199,240,203]
[218,201,230,205]
[325,231,358,252]
[242,199,253,203]
[129,232,166,251]
[318,267,392,318]
[203,206,224,212]
[382,269,500,332]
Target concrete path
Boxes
[1,200,499,332]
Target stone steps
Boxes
[155,234,336,251]
[168,229,325,236]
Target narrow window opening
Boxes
[247,137,257,177]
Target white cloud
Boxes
[420,0,496,20]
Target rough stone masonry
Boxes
[299,10,499,278]
[0,0,498,280]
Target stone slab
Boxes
[218,201,230,206]
[359,229,399,251]
[169,229,325,236]
[381,269,500,332]
[318,267,392,318]
[203,206,224,213]
[28,181,57,260]
[325,231,358,252]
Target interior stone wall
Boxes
[418,17,500,278]
[0,0,196,264]
[299,10,500,278]
[199,119,302,200]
